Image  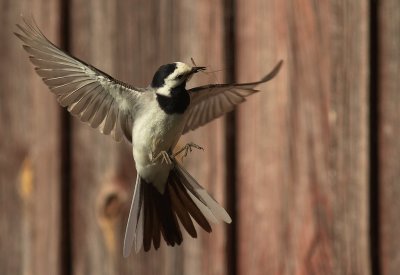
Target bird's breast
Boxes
[131,99,186,189]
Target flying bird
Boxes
[15,17,283,257]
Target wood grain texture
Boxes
[69,0,227,274]
[5,1,400,274]
[172,1,228,275]
[379,1,400,274]
[235,1,370,275]
[0,1,62,275]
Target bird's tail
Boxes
[123,160,231,256]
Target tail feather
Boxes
[170,174,212,233]
[151,198,161,249]
[123,176,142,257]
[187,187,219,224]
[168,182,197,238]
[149,181,182,248]
[123,161,232,256]
[135,202,144,252]
[143,184,152,251]
[174,161,232,223]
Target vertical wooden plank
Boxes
[0,1,62,275]
[69,0,227,274]
[379,1,400,274]
[235,1,370,275]
[173,1,228,275]
[69,1,170,274]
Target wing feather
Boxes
[102,100,116,134]
[15,17,142,142]
[183,60,283,134]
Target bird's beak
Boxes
[190,66,206,74]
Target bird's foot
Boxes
[173,142,204,161]
[151,150,173,165]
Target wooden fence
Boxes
[1,0,399,274]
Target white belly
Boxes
[131,100,185,191]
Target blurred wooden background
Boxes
[0,0,399,275]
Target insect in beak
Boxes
[190,66,206,74]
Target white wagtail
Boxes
[15,17,283,256]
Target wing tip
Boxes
[260,59,284,83]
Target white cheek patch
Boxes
[168,71,182,81]
[156,85,172,97]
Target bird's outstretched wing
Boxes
[15,17,142,142]
[183,60,283,134]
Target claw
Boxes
[173,142,204,161]
[152,151,173,165]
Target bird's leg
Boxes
[173,142,204,161]
[151,150,173,165]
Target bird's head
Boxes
[152,62,205,96]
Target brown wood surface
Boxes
[379,1,400,274]
[171,1,229,275]
[0,1,62,275]
[235,1,370,274]
[3,1,400,275]
[69,0,227,274]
